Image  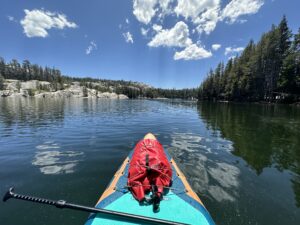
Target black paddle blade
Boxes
[3,187,14,202]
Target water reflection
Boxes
[197,102,300,207]
[32,141,84,175]
[0,97,65,129]
[168,132,240,202]
[1,98,299,225]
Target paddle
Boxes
[3,187,189,225]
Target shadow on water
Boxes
[197,101,300,207]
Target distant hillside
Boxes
[199,16,300,103]
[0,57,197,99]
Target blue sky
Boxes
[0,0,299,88]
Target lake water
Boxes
[0,98,299,225]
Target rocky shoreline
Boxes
[0,79,128,99]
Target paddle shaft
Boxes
[3,187,188,225]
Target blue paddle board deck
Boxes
[85,150,215,225]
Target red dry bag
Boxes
[127,138,172,202]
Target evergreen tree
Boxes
[199,16,299,103]
[0,57,5,77]
[0,75,4,90]
[278,28,300,94]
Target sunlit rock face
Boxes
[32,141,84,175]
[168,132,239,202]
[1,79,129,99]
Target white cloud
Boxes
[133,0,157,24]
[172,0,263,34]
[132,0,264,37]
[123,31,134,43]
[8,16,14,21]
[175,0,220,21]
[133,0,174,24]
[238,19,247,24]
[157,0,174,18]
[85,41,97,55]
[152,24,162,32]
[195,5,220,34]
[20,9,77,38]
[212,44,221,51]
[174,0,222,35]
[148,21,192,48]
[7,16,17,22]
[159,0,173,12]
[222,0,264,23]
[131,0,264,61]
[126,18,130,24]
[174,44,212,60]
[225,46,244,55]
[141,27,149,36]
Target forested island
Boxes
[199,16,300,103]
[0,16,299,103]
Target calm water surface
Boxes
[0,98,299,225]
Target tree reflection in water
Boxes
[197,101,300,207]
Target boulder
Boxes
[1,90,14,97]
[97,92,118,99]
[118,94,129,99]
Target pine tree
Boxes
[0,75,4,90]
[0,57,5,77]
[199,16,298,102]
[278,28,300,94]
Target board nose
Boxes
[143,133,156,140]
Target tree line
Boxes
[0,56,197,99]
[199,16,300,103]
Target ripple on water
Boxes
[32,142,84,175]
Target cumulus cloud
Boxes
[225,46,244,55]
[126,18,130,24]
[159,0,174,11]
[20,9,77,38]
[132,0,265,36]
[148,21,212,61]
[133,0,173,24]
[123,31,134,43]
[148,21,192,48]
[174,44,212,60]
[173,0,264,32]
[212,44,221,51]
[152,24,162,32]
[175,0,219,21]
[195,5,220,34]
[131,0,264,61]
[222,0,264,23]
[133,0,157,24]
[85,41,97,55]
[174,0,221,35]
